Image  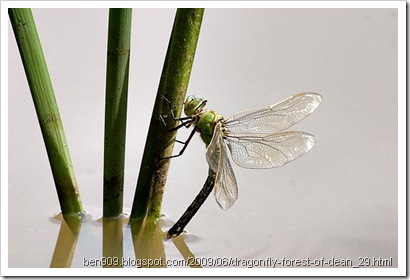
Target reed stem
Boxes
[130,8,205,220]
[9,8,82,216]
[103,8,132,218]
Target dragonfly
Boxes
[163,92,322,238]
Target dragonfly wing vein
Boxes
[226,131,316,169]
[206,123,238,210]
[225,92,322,134]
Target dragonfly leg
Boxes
[161,95,192,129]
[160,114,192,132]
[161,128,196,160]
[160,95,198,160]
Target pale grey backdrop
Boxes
[8,8,398,268]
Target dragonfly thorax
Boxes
[184,95,207,117]
[196,110,223,146]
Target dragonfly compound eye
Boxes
[184,96,206,116]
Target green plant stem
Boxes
[103,8,132,218]
[9,8,82,216]
[130,8,205,220]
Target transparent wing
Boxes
[225,131,316,169]
[225,92,322,134]
[206,123,238,210]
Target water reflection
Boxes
[49,213,198,268]
[172,235,202,268]
[102,216,125,268]
[50,213,82,268]
[129,217,167,268]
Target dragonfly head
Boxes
[184,95,207,116]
